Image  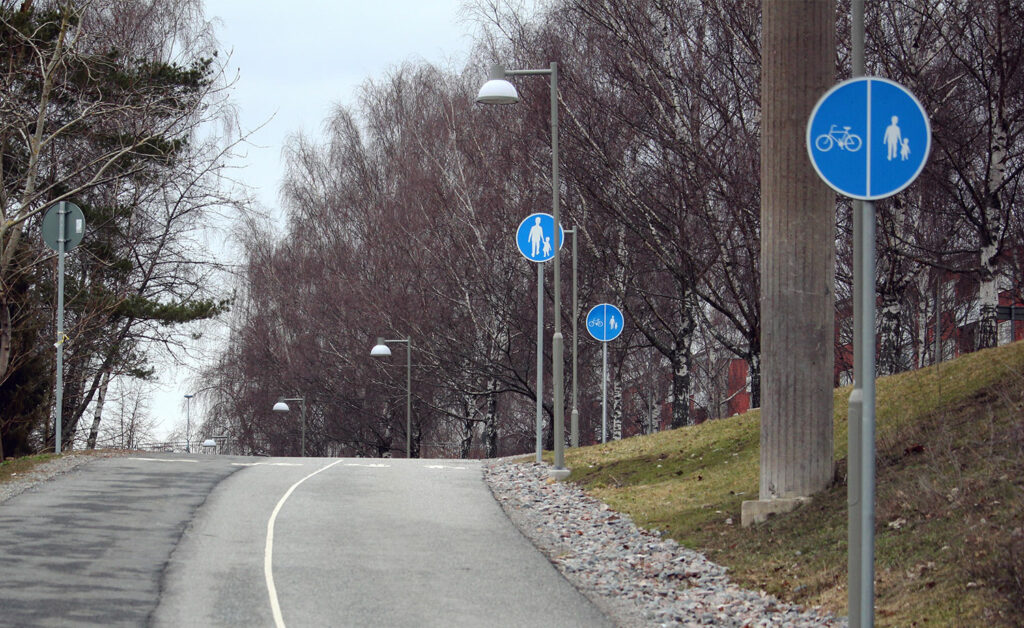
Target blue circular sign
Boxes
[515,213,564,262]
[586,303,623,342]
[807,77,931,200]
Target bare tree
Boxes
[1,0,240,452]
[872,0,1024,351]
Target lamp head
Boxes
[476,64,519,105]
[370,337,392,358]
[273,401,290,413]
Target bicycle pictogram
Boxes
[815,124,862,153]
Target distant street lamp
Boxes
[371,337,412,458]
[273,396,307,457]
[478,62,569,478]
[184,394,194,453]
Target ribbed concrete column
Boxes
[757,0,835,502]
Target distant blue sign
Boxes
[807,77,930,200]
[515,213,564,263]
[586,303,623,342]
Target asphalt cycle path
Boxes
[0,454,242,626]
[154,457,612,627]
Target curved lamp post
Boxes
[478,62,569,478]
[371,337,412,458]
[273,396,306,457]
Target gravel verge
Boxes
[484,461,848,628]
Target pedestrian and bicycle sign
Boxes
[586,303,623,342]
[516,213,564,262]
[807,77,930,200]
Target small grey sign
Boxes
[41,201,86,252]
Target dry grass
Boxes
[0,453,60,484]
[560,341,1024,626]
[0,449,124,487]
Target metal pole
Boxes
[300,398,306,457]
[494,64,563,468]
[55,202,66,455]
[406,338,412,459]
[570,227,579,448]
[860,201,877,627]
[601,343,608,444]
[536,263,544,463]
[185,394,193,453]
[849,1,866,625]
[934,277,941,365]
[550,62,566,473]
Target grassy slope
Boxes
[560,341,1024,627]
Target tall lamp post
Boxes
[371,337,412,458]
[478,62,569,478]
[184,394,193,453]
[273,396,306,457]
[566,226,579,447]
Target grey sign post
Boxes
[42,201,86,454]
[807,76,930,628]
[586,303,624,443]
[515,213,564,463]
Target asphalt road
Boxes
[0,455,612,627]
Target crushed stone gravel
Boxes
[483,461,848,628]
[0,452,125,505]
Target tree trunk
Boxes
[748,348,761,409]
[977,243,1000,350]
[976,75,1008,350]
[483,379,498,458]
[86,370,111,449]
[459,395,474,459]
[759,0,836,500]
[669,347,691,428]
[0,300,10,390]
[670,293,696,429]
[878,293,904,375]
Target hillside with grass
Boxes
[559,341,1024,626]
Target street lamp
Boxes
[184,394,193,453]
[478,62,569,478]
[273,396,306,457]
[565,227,579,448]
[371,337,412,458]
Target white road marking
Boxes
[265,459,344,628]
[424,465,469,470]
[128,457,198,463]
[343,463,390,468]
[232,462,304,467]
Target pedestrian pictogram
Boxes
[515,213,564,262]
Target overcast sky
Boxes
[209,0,476,211]
[147,1,478,440]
